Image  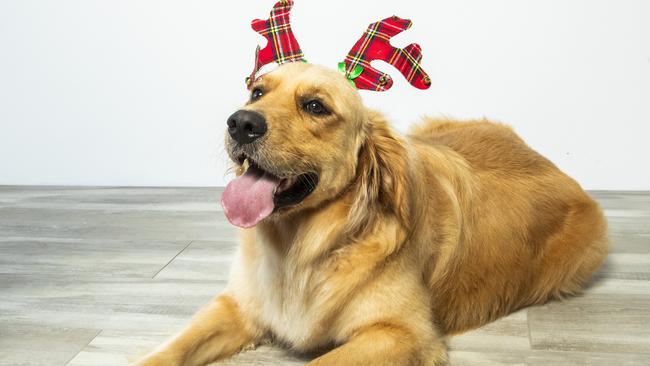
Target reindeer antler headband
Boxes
[246,0,431,92]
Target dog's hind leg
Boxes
[524,199,608,305]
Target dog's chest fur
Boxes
[260,249,326,348]
[229,227,339,350]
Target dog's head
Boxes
[222,62,412,230]
[221,63,367,228]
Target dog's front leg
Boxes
[134,294,259,366]
[307,322,447,366]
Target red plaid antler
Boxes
[341,16,431,92]
[247,0,305,88]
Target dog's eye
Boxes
[251,88,264,101]
[304,100,329,115]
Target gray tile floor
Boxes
[0,187,648,365]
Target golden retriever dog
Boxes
[135,62,608,366]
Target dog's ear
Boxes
[348,110,411,233]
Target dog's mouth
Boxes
[220,156,319,228]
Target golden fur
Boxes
[135,63,608,365]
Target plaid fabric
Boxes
[247,0,304,87]
[342,16,431,92]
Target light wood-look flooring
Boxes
[0,187,648,365]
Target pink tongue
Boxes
[221,166,280,228]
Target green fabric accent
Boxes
[337,62,364,88]
[338,62,347,75]
[349,64,363,79]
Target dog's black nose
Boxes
[227,110,267,144]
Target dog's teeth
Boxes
[277,177,297,193]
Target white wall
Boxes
[1,0,648,190]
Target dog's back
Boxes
[409,118,608,334]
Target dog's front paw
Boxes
[132,352,180,366]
